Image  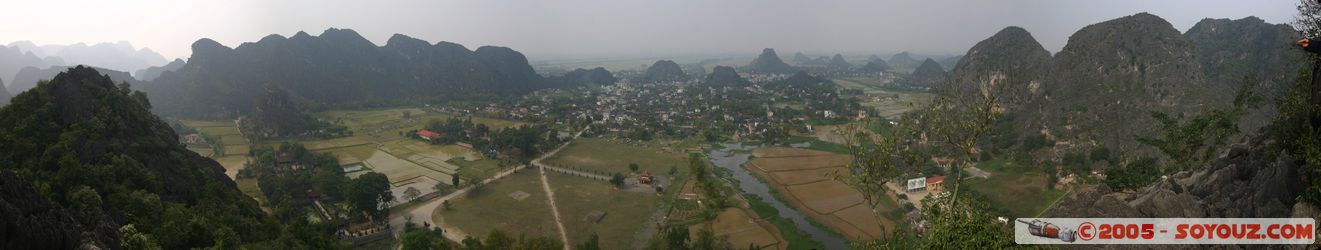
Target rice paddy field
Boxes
[746,147,889,241]
[180,119,252,175]
[296,108,524,188]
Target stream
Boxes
[707,143,848,249]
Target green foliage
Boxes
[643,226,732,250]
[0,67,280,248]
[610,173,625,187]
[920,163,945,177]
[346,172,394,219]
[1020,133,1055,152]
[918,194,1016,249]
[1090,146,1112,163]
[401,227,457,250]
[1104,157,1161,191]
[120,224,162,250]
[742,194,824,249]
[1135,78,1256,176]
[574,233,602,250]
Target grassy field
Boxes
[435,170,559,240]
[966,161,1067,217]
[543,138,685,176]
[235,178,268,211]
[545,171,659,250]
[744,194,824,250]
[451,158,505,181]
[180,119,250,175]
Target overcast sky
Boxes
[0,0,1300,60]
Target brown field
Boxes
[750,147,834,158]
[747,154,851,172]
[214,156,249,179]
[766,168,839,185]
[708,208,785,250]
[223,144,251,156]
[747,147,888,241]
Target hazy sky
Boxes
[1,0,1300,61]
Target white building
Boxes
[905,177,927,192]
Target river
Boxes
[707,143,848,249]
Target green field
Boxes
[197,126,241,136]
[181,119,233,128]
[543,138,685,176]
[452,158,505,181]
[435,170,559,240]
[235,178,268,209]
[545,171,660,250]
[967,160,1067,217]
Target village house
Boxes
[415,129,442,142]
[926,175,946,193]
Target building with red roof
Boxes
[926,175,946,193]
[415,130,441,141]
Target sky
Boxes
[0,0,1301,61]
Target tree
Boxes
[664,226,690,250]
[401,230,432,250]
[405,186,422,202]
[692,227,731,250]
[610,173,626,187]
[841,73,1013,247]
[1138,79,1258,172]
[462,236,485,250]
[485,229,515,250]
[920,194,1016,249]
[314,169,347,200]
[1104,157,1160,191]
[346,172,393,218]
[629,163,640,172]
[453,174,461,187]
[1286,0,1321,205]
[574,233,601,250]
[1090,146,1112,163]
[668,165,678,176]
[120,224,162,250]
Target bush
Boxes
[1021,134,1055,152]
[1104,157,1160,191]
[1090,146,1112,163]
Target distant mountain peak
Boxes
[644,60,688,82]
[745,48,794,74]
[706,65,749,86]
[828,54,852,69]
